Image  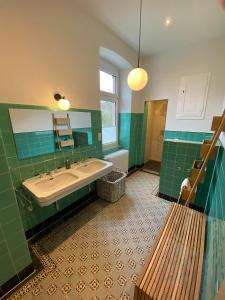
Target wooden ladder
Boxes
[53,113,74,150]
[182,109,225,205]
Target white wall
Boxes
[143,37,225,132]
[119,69,132,113]
[0,0,137,110]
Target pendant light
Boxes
[127,0,148,91]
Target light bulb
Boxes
[58,98,70,111]
[165,18,172,26]
[127,68,148,91]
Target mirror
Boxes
[9,109,93,160]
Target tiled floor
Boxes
[9,171,172,300]
[141,160,161,175]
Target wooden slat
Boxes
[135,204,178,300]
[175,210,200,300]
[168,208,197,300]
[134,205,176,300]
[193,214,206,300]
[155,206,190,300]
[140,205,182,299]
[135,204,206,300]
[56,129,72,136]
[54,117,69,125]
[59,139,74,148]
[179,211,200,300]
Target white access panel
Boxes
[176,72,211,119]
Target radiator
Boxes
[104,149,129,173]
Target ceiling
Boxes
[76,0,225,56]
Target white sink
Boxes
[23,158,113,207]
[77,161,106,174]
[35,173,79,192]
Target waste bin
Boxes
[97,170,126,202]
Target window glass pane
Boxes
[102,127,117,145]
[100,100,117,145]
[100,71,116,94]
[101,100,116,128]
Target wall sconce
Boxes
[54,93,70,111]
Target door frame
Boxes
[143,99,168,164]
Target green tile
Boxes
[0,173,12,191]
[15,254,32,273]
[0,155,8,173]
[11,168,21,188]
[0,253,16,285]
[10,242,30,262]
[0,188,17,209]
[4,227,27,250]
[0,204,20,225]
[0,240,8,257]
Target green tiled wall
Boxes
[119,113,145,169]
[119,113,131,150]
[0,103,102,232]
[164,130,213,142]
[201,145,225,300]
[73,128,93,146]
[159,140,201,199]
[129,113,145,168]
[160,137,225,299]
[0,131,32,286]
[160,138,218,209]
[14,126,93,160]
[14,131,55,159]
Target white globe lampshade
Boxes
[58,98,70,111]
[127,67,148,91]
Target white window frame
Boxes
[100,65,119,149]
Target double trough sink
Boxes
[23,158,113,207]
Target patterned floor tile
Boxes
[9,171,171,300]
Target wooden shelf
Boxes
[59,139,74,148]
[56,129,72,136]
[54,117,69,125]
[53,113,74,150]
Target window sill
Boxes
[103,145,121,156]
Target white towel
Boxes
[180,178,191,195]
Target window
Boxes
[100,71,117,94]
[100,70,118,147]
[100,100,117,145]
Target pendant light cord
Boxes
[137,0,143,68]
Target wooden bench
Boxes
[134,203,206,300]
